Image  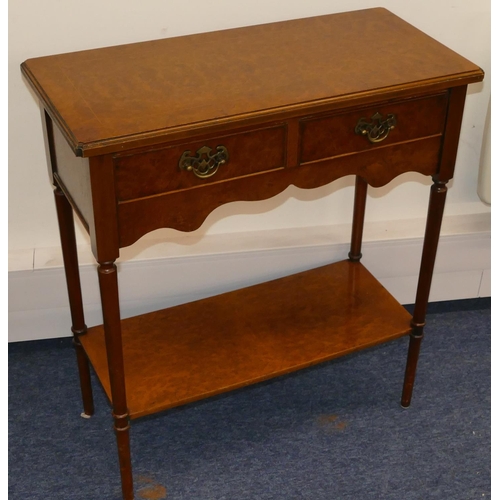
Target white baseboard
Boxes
[8,213,491,343]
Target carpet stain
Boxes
[317,414,348,432]
[136,475,167,499]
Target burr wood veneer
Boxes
[21,8,483,499]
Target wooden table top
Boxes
[21,8,483,156]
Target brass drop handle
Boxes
[178,145,229,179]
[355,112,397,144]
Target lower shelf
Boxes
[80,260,412,419]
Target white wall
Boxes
[9,0,491,257]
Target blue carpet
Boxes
[9,298,490,499]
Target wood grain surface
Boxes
[21,8,483,156]
[80,260,412,419]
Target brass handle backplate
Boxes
[178,145,229,179]
[355,112,397,144]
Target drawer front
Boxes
[300,93,448,164]
[115,125,287,201]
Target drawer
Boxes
[115,125,287,201]
[300,93,448,164]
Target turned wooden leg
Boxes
[54,186,94,417]
[97,261,133,500]
[349,175,368,262]
[401,177,448,408]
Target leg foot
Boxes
[114,413,134,500]
[73,336,95,416]
[401,331,423,408]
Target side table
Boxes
[21,8,484,498]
